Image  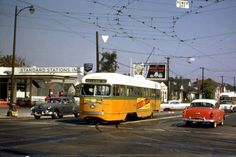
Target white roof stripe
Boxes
[82,73,160,89]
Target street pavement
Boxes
[0,106,180,120]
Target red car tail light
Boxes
[210,112,214,118]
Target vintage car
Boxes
[31,96,80,119]
[161,100,190,111]
[219,103,236,112]
[182,99,225,128]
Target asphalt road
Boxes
[0,110,236,157]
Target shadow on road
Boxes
[174,122,222,129]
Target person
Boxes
[59,90,64,97]
[45,89,53,102]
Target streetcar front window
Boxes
[81,84,95,96]
[81,84,111,96]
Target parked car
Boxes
[161,100,190,111]
[31,96,80,119]
[16,98,33,107]
[219,103,236,112]
[182,99,225,128]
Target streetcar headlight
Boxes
[90,104,95,109]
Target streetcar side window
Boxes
[144,88,150,97]
[156,89,161,98]
[96,85,111,96]
[133,87,142,97]
[127,86,134,97]
[113,85,125,96]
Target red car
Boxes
[182,99,225,128]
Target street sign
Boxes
[176,0,190,9]
[84,63,93,72]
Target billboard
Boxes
[133,63,167,81]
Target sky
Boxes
[0,0,236,85]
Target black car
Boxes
[31,96,80,119]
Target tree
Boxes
[0,54,30,116]
[100,51,119,72]
[203,78,217,99]
[0,55,30,67]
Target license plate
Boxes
[193,119,201,122]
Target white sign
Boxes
[176,0,190,9]
[101,35,109,43]
[19,67,80,73]
[13,66,83,76]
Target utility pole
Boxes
[221,76,224,93]
[8,5,35,117]
[167,57,170,101]
[96,31,99,72]
[200,67,204,98]
[234,76,235,93]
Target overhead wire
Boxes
[5,0,234,81]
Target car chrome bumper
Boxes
[183,118,214,123]
[31,110,53,116]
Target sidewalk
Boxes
[0,106,32,119]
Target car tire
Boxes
[220,119,224,126]
[185,121,192,127]
[34,115,41,119]
[59,115,63,118]
[211,122,217,128]
[52,110,59,119]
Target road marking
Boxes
[123,115,182,124]
[144,128,166,132]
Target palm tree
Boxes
[0,55,30,67]
[100,51,119,72]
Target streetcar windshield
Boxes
[81,84,111,96]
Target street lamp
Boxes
[8,5,35,116]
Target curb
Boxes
[0,115,33,120]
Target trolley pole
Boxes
[167,57,170,101]
[200,67,204,98]
[221,76,224,93]
[96,31,99,72]
[234,76,235,93]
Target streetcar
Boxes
[219,92,236,104]
[79,73,161,122]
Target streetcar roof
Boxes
[220,92,236,97]
[81,73,160,89]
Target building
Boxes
[0,66,83,105]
